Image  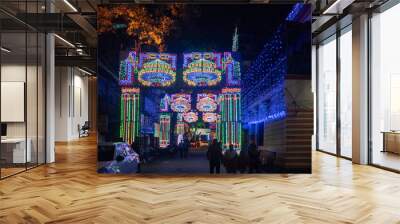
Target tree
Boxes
[98,5,184,51]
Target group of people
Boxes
[206,139,260,174]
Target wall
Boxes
[260,78,313,172]
[55,67,89,141]
[285,79,313,110]
[1,63,45,164]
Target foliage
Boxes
[98,5,184,51]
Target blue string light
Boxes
[242,25,287,125]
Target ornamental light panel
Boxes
[159,114,171,148]
[160,94,170,112]
[119,51,137,86]
[196,93,218,112]
[138,53,177,87]
[119,87,140,144]
[223,52,241,86]
[218,88,242,150]
[183,111,198,123]
[202,112,217,123]
[170,93,191,113]
[183,52,222,86]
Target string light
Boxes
[170,93,191,113]
[242,25,287,125]
[160,94,170,112]
[159,114,171,148]
[217,88,241,150]
[183,111,198,123]
[119,87,140,144]
[196,93,218,112]
[119,51,136,86]
[223,52,241,86]
[202,113,217,123]
[183,52,222,86]
[138,53,176,87]
[175,122,185,135]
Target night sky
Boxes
[98,4,303,76]
[164,5,293,62]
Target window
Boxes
[370,3,400,171]
[339,27,352,158]
[317,35,337,154]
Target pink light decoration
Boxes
[202,113,217,123]
[183,111,198,123]
[196,93,218,112]
[221,88,241,94]
[170,93,191,113]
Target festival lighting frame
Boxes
[119,87,140,144]
[137,53,177,87]
[182,52,223,86]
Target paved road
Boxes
[141,150,228,174]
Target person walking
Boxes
[183,134,190,159]
[178,139,185,159]
[206,139,223,174]
[223,144,238,173]
[237,147,249,173]
[248,140,260,173]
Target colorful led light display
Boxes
[183,111,198,123]
[170,93,191,113]
[218,88,241,149]
[119,51,137,86]
[175,121,185,135]
[223,52,241,86]
[177,113,183,122]
[159,114,171,148]
[160,94,170,112]
[154,123,160,138]
[183,52,222,86]
[119,87,140,144]
[202,112,217,123]
[138,53,177,87]
[196,93,217,112]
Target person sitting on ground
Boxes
[223,144,238,174]
[206,139,223,174]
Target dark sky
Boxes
[164,5,293,61]
[98,4,297,76]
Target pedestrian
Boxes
[183,134,190,159]
[237,146,249,173]
[248,140,260,173]
[223,144,238,173]
[178,139,185,159]
[206,139,223,174]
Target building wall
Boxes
[55,67,89,141]
[260,78,313,172]
[1,64,46,163]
